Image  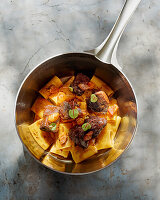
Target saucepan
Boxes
[15,0,141,174]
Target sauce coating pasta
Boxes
[29,73,121,163]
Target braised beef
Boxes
[59,99,81,121]
[78,81,94,91]
[59,101,71,121]
[40,105,59,132]
[40,116,50,132]
[69,116,107,148]
[40,117,59,133]
[70,73,90,96]
[87,91,109,113]
[85,115,107,138]
[69,125,88,148]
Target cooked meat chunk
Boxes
[59,99,81,121]
[78,81,94,91]
[60,101,71,121]
[69,125,87,148]
[70,73,90,96]
[40,117,59,133]
[40,116,50,132]
[69,116,107,148]
[85,115,107,138]
[87,91,109,113]
[40,105,59,132]
[83,131,93,141]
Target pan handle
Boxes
[88,0,141,69]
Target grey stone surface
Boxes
[0,0,159,199]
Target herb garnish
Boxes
[82,123,91,131]
[69,109,79,119]
[90,94,98,103]
[49,122,57,131]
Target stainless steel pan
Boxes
[15,0,141,174]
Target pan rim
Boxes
[14,52,138,175]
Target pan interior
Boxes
[15,53,137,174]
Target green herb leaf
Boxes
[90,94,98,103]
[69,86,73,92]
[82,123,91,131]
[69,109,79,119]
[49,122,57,131]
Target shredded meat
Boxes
[69,116,107,148]
[70,73,90,96]
[87,91,109,113]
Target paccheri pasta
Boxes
[28,73,121,163]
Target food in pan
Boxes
[28,73,121,163]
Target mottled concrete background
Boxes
[0,0,159,199]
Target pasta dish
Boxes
[28,73,121,163]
